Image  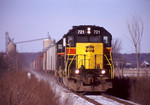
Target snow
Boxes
[112,96,140,105]
[30,70,93,105]
[86,95,124,105]
[143,61,149,65]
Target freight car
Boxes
[32,25,114,92]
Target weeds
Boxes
[107,76,150,105]
[0,71,59,105]
[106,77,130,100]
[0,52,23,73]
[129,77,150,105]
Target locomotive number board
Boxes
[76,29,100,35]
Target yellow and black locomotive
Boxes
[56,25,114,92]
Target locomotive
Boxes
[32,25,114,92]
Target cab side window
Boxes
[103,35,111,46]
[68,36,74,46]
[103,36,108,44]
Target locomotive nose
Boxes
[76,43,103,70]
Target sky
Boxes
[0,0,150,53]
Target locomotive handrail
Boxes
[65,44,72,77]
[110,51,114,78]
[77,54,103,69]
[68,55,76,77]
[65,44,70,77]
[104,54,113,79]
[77,54,90,69]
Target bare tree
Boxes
[112,38,123,78]
[112,38,122,59]
[127,15,144,77]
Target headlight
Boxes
[87,31,91,34]
[87,27,91,31]
[101,69,106,75]
[75,69,80,74]
[87,27,91,34]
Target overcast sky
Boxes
[0,0,150,53]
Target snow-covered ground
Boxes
[114,69,150,77]
[86,95,123,105]
[86,95,140,105]
[30,70,139,105]
[30,70,93,105]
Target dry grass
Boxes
[106,77,130,100]
[106,76,150,105]
[0,71,59,105]
[129,77,150,105]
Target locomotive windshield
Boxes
[90,36,101,42]
[77,35,101,43]
[77,36,88,42]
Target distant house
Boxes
[125,63,133,68]
[141,60,150,68]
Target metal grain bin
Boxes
[8,43,16,54]
[47,45,56,72]
[43,39,50,49]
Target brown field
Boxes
[107,76,150,105]
[0,71,59,105]
[1,70,150,105]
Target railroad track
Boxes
[57,80,138,105]
[62,85,138,105]
[101,93,135,105]
[73,92,138,105]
